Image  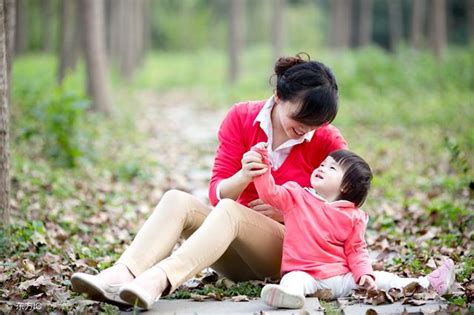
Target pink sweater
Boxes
[253,146,374,283]
[208,100,347,207]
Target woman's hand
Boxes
[240,149,268,180]
[248,199,284,223]
[358,275,377,291]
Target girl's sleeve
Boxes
[208,105,247,206]
[343,213,375,283]
[252,146,298,213]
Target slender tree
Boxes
[330,0,352,49]
[58,0,78,83]
[108,0,145,79]
[358,0,373,47]
[4,0,14,88]
[13,0,24,54]
[411,0,426,49]
[271,0,286,61]
[0,0,11,225]
[41,0,53,52]
[229,0,244,84]
[429,0,447,59]
[468,0,474,44]
[81,0,112,114]
[387,0,403,51]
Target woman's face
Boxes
[276,98,317,140]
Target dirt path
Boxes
[136,90,228,204]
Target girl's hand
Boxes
[252,142,268,150]
[248,199,284,223]
[358,275,377,291]
[240,149,268,180]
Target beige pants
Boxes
[117,190,285,292]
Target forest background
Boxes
[0,0,472,313]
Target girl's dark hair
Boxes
[329,150,372,207]
[274,53,339,126]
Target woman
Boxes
[71,54,347,309]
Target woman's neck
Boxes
[271,103,289,150]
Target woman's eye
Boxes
[330,166,336,170]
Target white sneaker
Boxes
[261,284,305,309]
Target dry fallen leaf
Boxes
[231,295,249,302]
[312,289,333,300]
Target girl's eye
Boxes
[330,166,336,170]
[321,164,325,167]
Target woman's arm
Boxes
[208,104,267,206]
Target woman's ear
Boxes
[273,91,280,104]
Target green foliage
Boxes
[458,258,473,282]
[168,281,263,299]
[12,55,90,168]
[39,87,90,167]
[1,220,47,256]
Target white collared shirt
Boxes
[216,96,315,201]
[254,96,314,170]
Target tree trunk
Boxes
[358,0,372,47]
[81,0,112,114]
[467,0,474,44]
[41,0,53,52]
[143,0,152,53]
[58,0,78,83]
[13,0,25,54]
[4,0,14,87]
[429,0,446,59]
[411,0,426,49]
[229,0,244,84]
[0,0,11,226]
[271,0,285,61]
[330,0,352,48]
[387,0,403,51]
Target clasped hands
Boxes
[240,142,283,222]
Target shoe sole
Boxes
[119,288,151,309]
[445,263,456,294]
[71,274,131,308]
[261,284,304,309]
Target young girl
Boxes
[251,143,456,309]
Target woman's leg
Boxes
[132,198,285,296]
[99,189,211,284]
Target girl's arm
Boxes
[343,214,375,284]
[252,144,297,213]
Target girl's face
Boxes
[275,97,317,140]
[310,156,344,202]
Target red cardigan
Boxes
[208,100,348,207]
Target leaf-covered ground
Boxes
[1,89,472,314]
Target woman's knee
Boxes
[153,189,194,215]
[214,198,246,219]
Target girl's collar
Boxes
[304,188,355,208]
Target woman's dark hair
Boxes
[274,53,339,126]
[329,150,372,207]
